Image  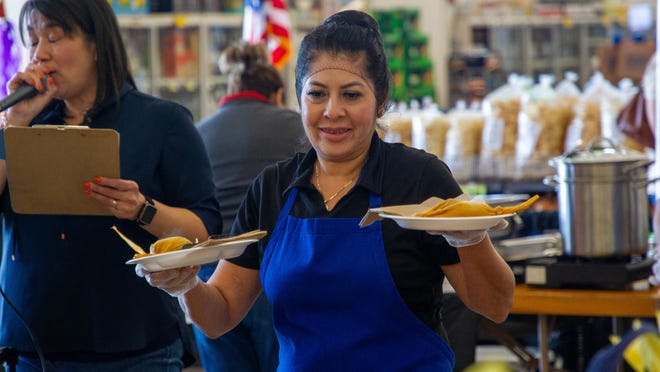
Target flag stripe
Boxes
[243,0,291,68]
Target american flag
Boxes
[243,0,292,69]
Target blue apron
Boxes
[261,188,454,371]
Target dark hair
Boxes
[295,10,391,116]
[19,0,135,120]
[219,41,283,98]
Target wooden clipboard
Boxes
[4,125,120,215]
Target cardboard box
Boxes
[615,39,655,83]
[597,43,618,83]
[160,28,199,78]
[597,39,655,84]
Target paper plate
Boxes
[379,213,514,231]
[126,239,257,272]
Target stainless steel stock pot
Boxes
[545,137,653,257]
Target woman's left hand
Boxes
[84,176,145,220]
[427,219,509,248]
[135,264,201,297]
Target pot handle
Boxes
[586,136,616,152]
[635,176,660,188]
[543,175,558,188]
[622,159,655,174]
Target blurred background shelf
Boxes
[118,13,243,121]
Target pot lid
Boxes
[481,194,531,206]
[553,137,649,164]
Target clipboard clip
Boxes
[32,125,91,131]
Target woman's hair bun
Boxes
[322,9,379,35]
[219,42,270,75]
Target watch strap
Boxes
[136,195,157,226]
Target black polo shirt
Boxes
[230,133,463,332]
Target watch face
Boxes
[140,204,157,225]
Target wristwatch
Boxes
[136,195,157,226]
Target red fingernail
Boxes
[39,72,44,79]
[84,190,91,195]
[48,76,54,85]
[83,182,91,189]
[44,66,51,73]
[94,177,101,183]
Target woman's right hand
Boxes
[135,264,201,297]
[650,248,660,286]
[4,65,56,127]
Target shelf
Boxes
[529,57,580,70]
[461,19,609,99]
[468,14,603,28]
[205,76,230,86]
[117,12,323,121]
[153,78,200,92]
[117,13,242,28]
[117,13,244,121]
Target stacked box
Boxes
[160,27,200,79]
[373,9,435,102]
[109,0,150,15]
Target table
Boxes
[508,284,660,371]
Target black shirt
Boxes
[230,133,463,332]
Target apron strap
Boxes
[369,193,381,209]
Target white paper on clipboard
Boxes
[4,125,120,215]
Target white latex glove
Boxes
[428,219,509,248]
[135,264,201,297]
[649,250,660,286]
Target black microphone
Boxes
[0,75,49,113]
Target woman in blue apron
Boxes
[138,10,515,371]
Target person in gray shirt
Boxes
[195,42,306,371]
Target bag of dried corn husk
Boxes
[480,73,525,178]
[564,72,614,151]
[516,74,572,178]
[382,103,414,147]
[445,101,485,182]
[411,103,450,159]
[602,78,646,151]
[554,71,581,126]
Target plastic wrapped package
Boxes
[603,78,645,151]
[375,124,387,140]
[384,116,413,146]
[564,72,616,151]
[482,74,526,156]
[444,101,485,182]
[446,101,485,157]
[411,103,450,159]
[423,115,451,158]
[382,102,414,147]
[554,71,581,128]
[551,71,581,153]
[564,97,600,151]
[516,74,573,178]
[555,71,581,98]
[517,74,572,158]
[480,73,526,178]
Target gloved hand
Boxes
[135,264,201,297]
[649,250,660,286]
[428,219,509,248]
